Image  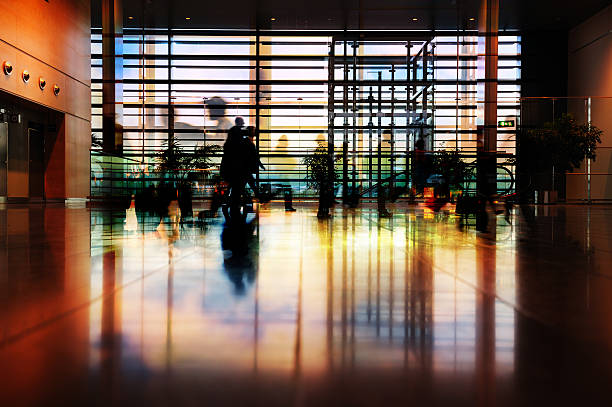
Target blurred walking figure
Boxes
[220,117,262,221]
[227,116,245,144]
[245,126,265,199]
[206,96,232,131]
[413,138,428,195]
[221,121,248,221]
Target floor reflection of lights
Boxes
[86,206,515,378]
[8,204,612,404]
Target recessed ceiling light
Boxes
[128,16,134,20]
[412,18,418,22]
[185,17,191,20]
[270,17,276,21]
[469,17,475,21]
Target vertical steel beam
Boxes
[102,0,123,154]
[422,43,429,150]
[377,72,384,211]
[167,18,173,144]
[430,42,436,151]
[390,64,395,191]
[256,30,261,187]
[327,40,336,212]
[342,38,349,203]
[479,0,499,153]
[352,41,358,193]
[378,73,382,186]
[406,42,411,188]
[368,87,374,194]
[477,0,499,197]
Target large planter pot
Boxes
[530,169,565,203]
[535,189,558,204]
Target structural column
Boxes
[102,0,123,154]
[477,0,499,196]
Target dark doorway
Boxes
[0,122,7,198]
[28,126,45,199]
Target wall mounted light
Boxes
[2,61,12,75]
[53,84,60,96]
[22,70,30,83]
[39,77,46,90]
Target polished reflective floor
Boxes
[2,203,612,406]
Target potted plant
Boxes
[521,113,602,203]
[430,150,471,199]
[302,142,339,219]
[155,137,221,217]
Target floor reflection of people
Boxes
[156,199,182,259]
[221,218,258,296]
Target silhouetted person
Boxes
[234,116,244,129]
[413,138,428,194]
[245,126,264,198]
[246,126,264,170]
[226,116,244,144]
[220,118,250,221]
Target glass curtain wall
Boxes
[90,29,520,197]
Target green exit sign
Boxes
[498,120,515,127]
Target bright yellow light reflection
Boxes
[89,208,515,377]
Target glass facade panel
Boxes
[91,29,520,197]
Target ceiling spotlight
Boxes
[270,17,276,21]
[2,61,12,76]
[39,77,46,90]
[22,70,30,83]
[469,17,475,21]
[185,17,191,20]
[53,84,60,96]
[128,16,134,20]
[412,17,418,21]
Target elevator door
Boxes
[0,122,7,197]
[28,127,44,199]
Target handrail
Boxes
[520,96,612,100]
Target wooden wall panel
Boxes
[65,116,91,198]
[0,0,91,200]
[567,5,612,201]
[0,0,91,85]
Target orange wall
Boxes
[0,0,91,199]
[567,5,612,201]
